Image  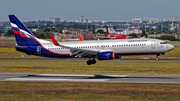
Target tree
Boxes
[43,28,50,32]
[140,31,147,38]
[54,29,60,33]
[129,33,138,38]
[35,32,51,39]
[32,31,38,36]
[5,29,14,37]
[103,25,108,28]
[96,29,106,34]
[157,35,179,41]
[151,32,155,34]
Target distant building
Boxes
[62,28,77,34]
[163,17,171,22]
[169,21,175,31]
[148,33,180,40]
[173,17,180,21]
[132,19,142,23]
[0,25,5,33]
[49,18,60,23]
[75,15,90,23]
[143,18,151,23]
[150,18,161,23]
[95,28,115,33]
[77,30,95,39]
[0,25,11,33]
[29,28,39,32]
[115,28,142,35]
[5,26,12,32]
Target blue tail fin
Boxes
[9,15,39,46]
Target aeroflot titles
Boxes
[128,40,147,42]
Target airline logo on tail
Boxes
[9,15,39,46]
[9,15,36,39]
[11,23,35,39]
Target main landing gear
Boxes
[87,58,96,65]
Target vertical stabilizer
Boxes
[9,15,39,46]
[106,27,110,35]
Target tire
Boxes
[87,60,91,65]
[156,58,159,61]
[91,59,96,64]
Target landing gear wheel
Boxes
[91,59,96,64]
[156,58,159,61]
[156,55,159,61]
[87,60,92,65]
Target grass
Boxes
[0,82,180,101]
[0,60,180,75]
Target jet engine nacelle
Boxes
[98,51,115,60]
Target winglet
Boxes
[49,34,60,46]
[78,33,84,41]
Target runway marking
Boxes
[5,78,108,82]
[38,74,129,77]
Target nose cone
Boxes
[168,44,174,50]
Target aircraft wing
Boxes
[50,34,99,57]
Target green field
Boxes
[1,38,180,101]
[0,60,180,75]
[0,82,180,101]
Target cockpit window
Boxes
[160,42,167,44]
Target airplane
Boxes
[105,27,126,39]
[9,15,174,65]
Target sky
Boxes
[0,0,180,22]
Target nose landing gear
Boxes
[156,53,164,61]
[156,56,159,61]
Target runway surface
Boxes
[1,73,180,83]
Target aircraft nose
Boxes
[168,44,174,50]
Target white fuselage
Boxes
[41,38,174,56]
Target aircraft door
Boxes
[151,41,156,49]
[37,46,41,54]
